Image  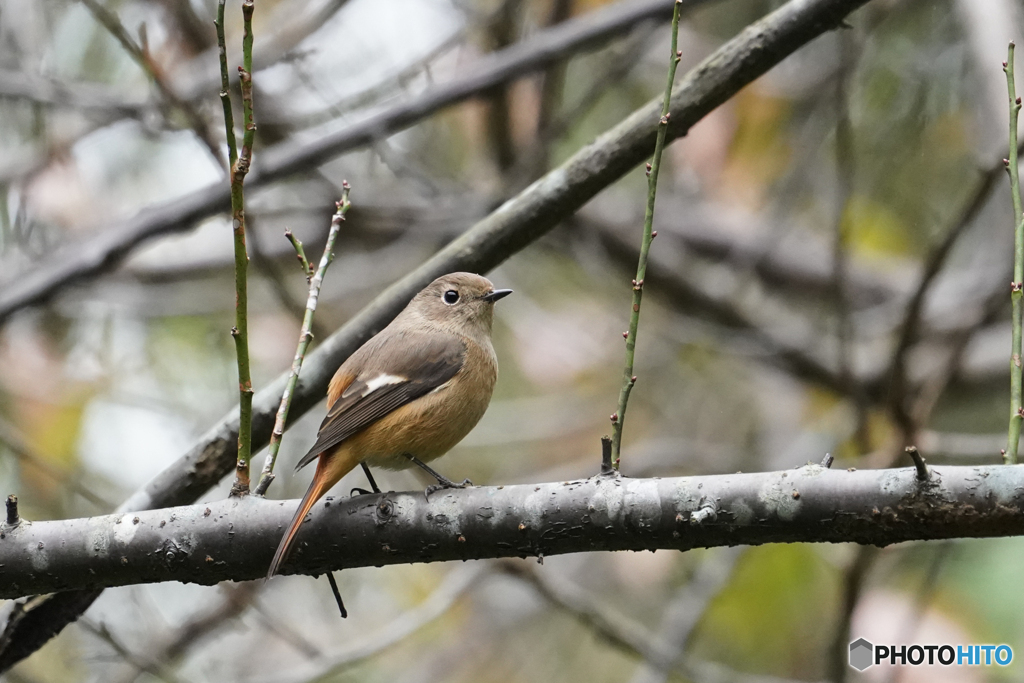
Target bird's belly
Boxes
[349,368,494,471]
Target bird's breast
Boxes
[349,338,498,469]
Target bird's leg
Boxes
[350,462,381,496]
[325,572,348,618]
[404,454,472,498]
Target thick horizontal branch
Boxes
[1,464,1022,598]
[0,0,691,323]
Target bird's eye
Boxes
[443,289,460,305]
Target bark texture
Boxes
[1,464,1020,598]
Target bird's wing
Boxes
[294,331,466,470]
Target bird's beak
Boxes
[481,288,513,302]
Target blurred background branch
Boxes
[0,0,701,323]
[79,0,226,170]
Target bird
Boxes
[266,272,512,579]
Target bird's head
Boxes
[409,272,512,339]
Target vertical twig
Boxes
[600,435,613,474]
[1004,42,1024,465]
[5,495,19,527]
[255,185,352,496]
[904,445,928,481]
[228,0,257,496]
[609,0,683,469]
[215,0,237,167]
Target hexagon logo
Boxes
[849,638,874,671]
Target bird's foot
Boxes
[350,487,376,496]
[402,454,472,499]
[424,477,472,500]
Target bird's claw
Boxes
[423,478,473,501]
[350,487,376,496]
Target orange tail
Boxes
[266,453,357,579]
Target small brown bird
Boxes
[267,272,511,578]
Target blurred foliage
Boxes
[694,545,839,678]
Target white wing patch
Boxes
[363,373,407,394]
[429,378,454,394]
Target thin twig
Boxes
[275,24,466,130]
[502,561,800,683]
[216,0,238,167]
[273,565,485,683]
[600,435,613,474]
[79,0,226,171]
[246,218,322,333]
[111,584,260,683]
[888,169,997,439]
[79,618,190,683]
[904,446,928,481]
[284,230,313,280]
[0,0,727,322]
[249,601,322,658]
[609,0,684,469]
[497,560,677,670]
[255,185,351,496]
[228,0,257,496]
[1004,42,1024,464]
[592,217,858,400]
[0,69,146,114]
